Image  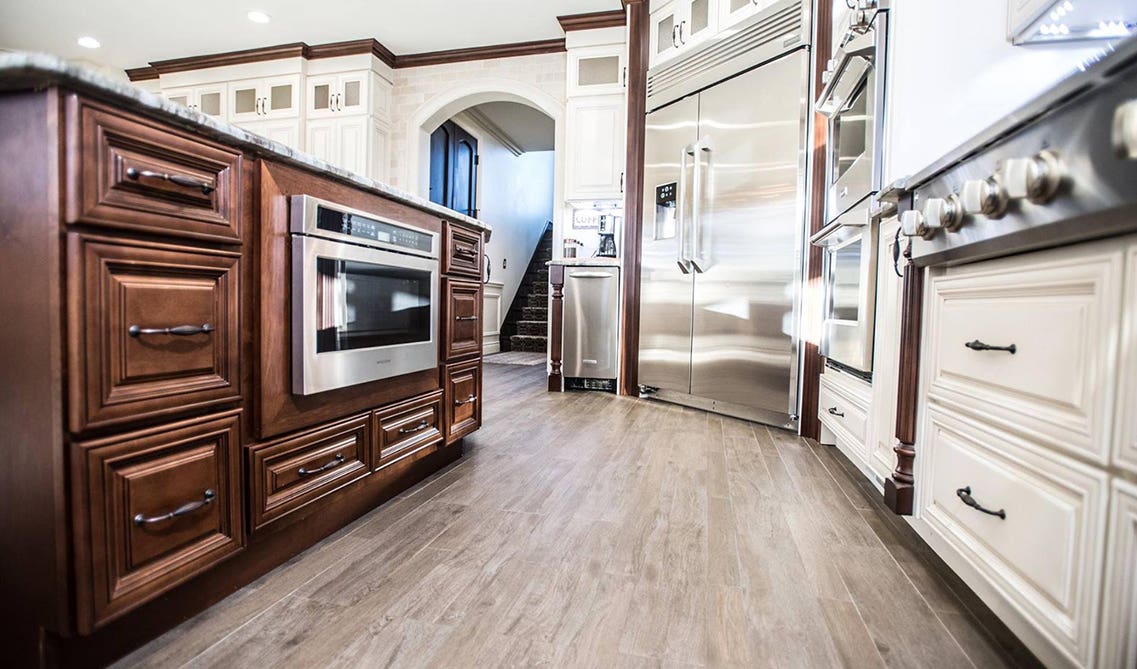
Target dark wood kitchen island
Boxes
[0,53,489,667]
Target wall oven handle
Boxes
[129,323,214,337]
[455,394,477,406]
[956,486,1006,519]
[133,489,215,526]
[126,167,215,195]
[398,419,430,435]
[964,339,1017,354]
[298,453,345,477]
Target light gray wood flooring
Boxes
[116,364,1033,668]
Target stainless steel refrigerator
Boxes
[638,35,810,430]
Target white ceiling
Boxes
[0,0,620,73]
[467,101,555,152]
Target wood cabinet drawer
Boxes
[924,242,1124,464]
[71,410,243,633]
[444,359,482,444]
[67,234,240,433]
[249,414,371,533]
[917,406,1108,667]
[372,391,443,470]
[818,372,869,446]
[443,277,483,360]
[65,96,242,243]
[443,222,483,278]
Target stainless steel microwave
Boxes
[290,195,440,396]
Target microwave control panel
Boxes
[315,205,434,254]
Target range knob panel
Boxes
[922,195,963,232]
[900,209,938,240]
[1002,150,1062,203]
[961,177,1008,218]
[1112,99,1137,160]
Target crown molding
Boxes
[395,38,566,69]
[557,9,627,32]
[460,107,525,157]
[124,66,159,82]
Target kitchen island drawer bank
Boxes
[0,65,490,666]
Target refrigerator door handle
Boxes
[676,143,694,274]
[690,138,713,274]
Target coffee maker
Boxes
[597,215,618,258]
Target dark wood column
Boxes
[548,264,565,392]
[884,239,923,515]
[799,0,833,440]
[618,0,648,396]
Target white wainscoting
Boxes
[483,281,503,355]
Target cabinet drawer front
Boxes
[443,223,483,278]
[68,235,240,433]
[918,406,1108,665]
[373,391,443,469]
[249,414,370,532]
[1098,479,1137,669]
[445,360,482,444]
[72,410,243,632]
[66,97,242,243]
[444,278,484,360]
[818,376,868,445]
[925,245,1123,463]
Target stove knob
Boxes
[900,209,931,239]
[1113,99,1137,159]
[922,195,963,232]
[961,177,1008,218]
[1002,150,1062,203]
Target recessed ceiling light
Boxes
[247,10,271,23]
[77,36,101,49]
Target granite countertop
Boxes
[0,52,491,235]
[547,257,622,267]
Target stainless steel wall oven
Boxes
[290,195,439,396]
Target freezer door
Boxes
[689,50,809,421]
[563,267,621,379]
[638,95,700,394]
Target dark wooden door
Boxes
[428,120,478,217]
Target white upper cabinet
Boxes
[307,72,369,118]
[718,0,776,31]
[229,75,301,122]
[568,44,627,96]
[164,84,228,119]
[649,0,718,68]
[565,94,626,202]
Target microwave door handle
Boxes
[676,144,693,274]
[689,139,712,274]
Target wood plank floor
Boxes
[116,364,1033,668]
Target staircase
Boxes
[500,223,553,353]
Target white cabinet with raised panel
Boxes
[241,119,302,148]
[306,116,386,179]
[867,216,904,484]
[1098,478,1137,669]
[568,44,627,96]
[163,84,227,119]
[229,75,302,122]
[565,94,626,202]
[1115,243,1137,475]
[649,0,718,68]
[718,0,777,30]
[307,72,368,118]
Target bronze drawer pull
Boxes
[133,489,215,526]
[956,486,1006,519]
[455,315,479,321]
[827,406,844,418]
[455,394,477,406]
[398,419,430,435]
[129,323,214,337]
[298,453,345,477]
[454,247,478,258]
[965,339,1017,354]
[126,167,216,195]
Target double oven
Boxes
[812,1,888,377]
[290,195,440,396]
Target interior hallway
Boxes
[115,362,1035,668]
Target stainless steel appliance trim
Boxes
[291,234,440,396]
[817,198,878,375]
[644,387,799,431]
[646,0,811,112]
[563,266,621,380]
[290,194,440,260]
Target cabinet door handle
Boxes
[134,489,215,526]
[672,24,679,48]
[964,339,1017,354]
[620,171,625,193]
[679,20,687,44]
[126,167,216,195]
[298,453,345,477]
[129,323,214,337]
[455,394,478,406]
[956,486,1006,520]
[827,406,844,418]
[455,315,479,321]
[622,66,627,88]
[398,419,430,435]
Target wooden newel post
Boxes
[885,240,923,515]
[548,264,564,392]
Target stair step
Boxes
[516,320,546,336]
[526,293,548,308]
[509,334,548,353]
[522,306,548,320]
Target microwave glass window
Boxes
[315,258,432,353]
[828,239,861,322]
[832,77,869,183]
